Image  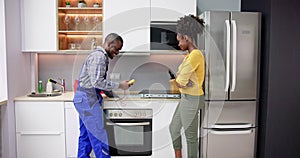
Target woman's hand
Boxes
[186,80,194,87]
[176,79,194,89]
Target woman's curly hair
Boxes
[176,14,205,43]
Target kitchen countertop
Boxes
[14,91,180,102]
[14,91,75,102]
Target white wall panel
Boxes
[197,0,241,13]
[0,0,7,102]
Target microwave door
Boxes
[150,22,180,50]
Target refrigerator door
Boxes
[200,11,230,101]
[229,12,261,100]
[205,101,257,128]
[204,128,256,158]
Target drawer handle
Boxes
[210,129,253,135]
[106,122,150,126]
[212,123,253,129]
[18,131,63,135]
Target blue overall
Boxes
[73,57,110,158]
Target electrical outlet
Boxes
[109,73,115,79]
[114,73,121,79]
[110,73,120,79]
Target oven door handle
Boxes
[106,122,150,126]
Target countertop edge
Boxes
[14,91,180,102]
[0,100,7,106]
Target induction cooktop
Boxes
[138,90,181,99]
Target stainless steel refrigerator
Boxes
[198,11,261,158]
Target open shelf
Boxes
[58,31,102,35]
[58,7,102,14]
[58,0,103,51]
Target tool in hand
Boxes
[128,79,135,85]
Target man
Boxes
[73,33,130,158]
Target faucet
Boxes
[49,78,66,93]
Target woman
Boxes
[169,15,205,158]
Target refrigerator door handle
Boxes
[210,129,253,135]
[225,20,231,92]
[231,20,237,92]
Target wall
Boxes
[38,53,185,92]
[242,0,300,158]
[0,0,7,102]
[197,0,241,13]
[0,0,7,156]
[2,0,31,158]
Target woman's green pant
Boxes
[169,94,205,158]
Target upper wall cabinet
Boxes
[21,0,57,51]
[103,0,150,51]
[21,0,103,52]
[57,0,103,51]
[151,0,196,22]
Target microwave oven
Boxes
[150,22,180,50]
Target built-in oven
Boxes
[150,21,180,50]
[104,109,153,156]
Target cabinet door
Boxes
[65,102,79,158]
[21,0,57,51]
[65,102,96,158]
[152,101,178,157]
[151,0,196,21]
[16,134,65,158]
[103,0,150,51]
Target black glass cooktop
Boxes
[139,90,180,99]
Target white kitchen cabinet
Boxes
[103,0,150,51]
[65,102,79,158]
[151,101,179,157]
[151,0,196,22]
[15,101,65,158]
[21,0,57,51]
[64,101,96,158]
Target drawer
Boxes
[205,101,257,127]
[204,128,256,158]
[15,101,64,132]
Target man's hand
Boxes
[119,80,130,90]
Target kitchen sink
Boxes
[27,92,62,97]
